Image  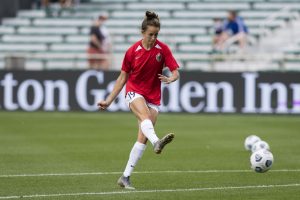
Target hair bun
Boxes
[145,11,159,20]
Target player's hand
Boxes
[97,100,109,110]
[158,74,172,84]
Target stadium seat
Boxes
[18,10,46,18]
[187,3,250,10]
[173,11,228,19]
[49,44,87,51]
[25,60,44,70]
[2,35,63,43]
[253,3,300,10]
[46,60,88,70]
[178,44,212,53]
[18,27,79,35]
[0,0,299,71]
[194,36,213,44]
[185,61,212,71]
[213,61,280,71]
[2,18,31,26]
[75,2,124,10]
[126,3,185,10]
[33,18,91,27]
[0,44,47,51]
[111,11,171,18]
[284,62,300,71]
[66,35,90,43]
[0,26,15,34]
[112,43,131,52]
[240,10,292,19]
[160,28,206,35]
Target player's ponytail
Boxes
[141,11,160,33]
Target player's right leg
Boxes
[130,98,174,153]
[147,106,174,154]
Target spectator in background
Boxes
[87,14,111,70]
[41,0,54,16]
[57,0,75,16]
[213,10,248,52]
[212,18,223,48]
[41,0,75,17]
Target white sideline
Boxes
[0,183,299,199]
[0,169,300,178]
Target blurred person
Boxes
[97,11,179,189]
[41,0,53,17]
[32,0,42,9]
[58,0,75,16]
[87,14,111,70]
[214,10,248,52]
[42,0,75,17]
[212,18,223,50]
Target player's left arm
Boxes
[159,44,180,84]
[158,69,179,84]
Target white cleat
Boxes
[117,175,135,190]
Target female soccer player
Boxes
[97,11,179,189]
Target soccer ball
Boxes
[251,140,270,153]
[250,149,274,173]
[244,135,261,151]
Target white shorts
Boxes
[125,92,160,113]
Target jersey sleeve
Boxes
[121,48,133,73]
[163,45,179,71]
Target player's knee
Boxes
[139,113,152,122]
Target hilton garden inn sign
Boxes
[0,70,299,114]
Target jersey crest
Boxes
[156,53,162,62]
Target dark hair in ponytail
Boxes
[141,11,160,32]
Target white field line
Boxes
[0,183,299,199]
[0,169,300,178]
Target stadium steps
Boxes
[0,0,299,70]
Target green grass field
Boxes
[0,112,300,200]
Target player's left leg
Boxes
[118,108,158,189]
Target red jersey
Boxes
[122,39,179,105]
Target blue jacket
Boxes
[222,17,248,35]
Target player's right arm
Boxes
[97,70,128,110]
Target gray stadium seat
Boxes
[178,44,212,53]
[66,35,90,43]
[284,62,300,71]
[18,10,46,18]
[254,3,300,10]
[0,44,47,51]
[185,61,212,71]
[126,2,185,10]
[25,60,44,70]
[18,27,79,35]
[194,36,213,44]
[173,11,227,19]
[2,35,63,43]
[0,26,15,34]
[2,18,31,26]
[49,44,87,51]
[187,3,250,10]
[33,18,91,27]
[111,11,171,18]
[0,0,299,71]
[46,60,88,70]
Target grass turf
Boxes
[0,112,299,199]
